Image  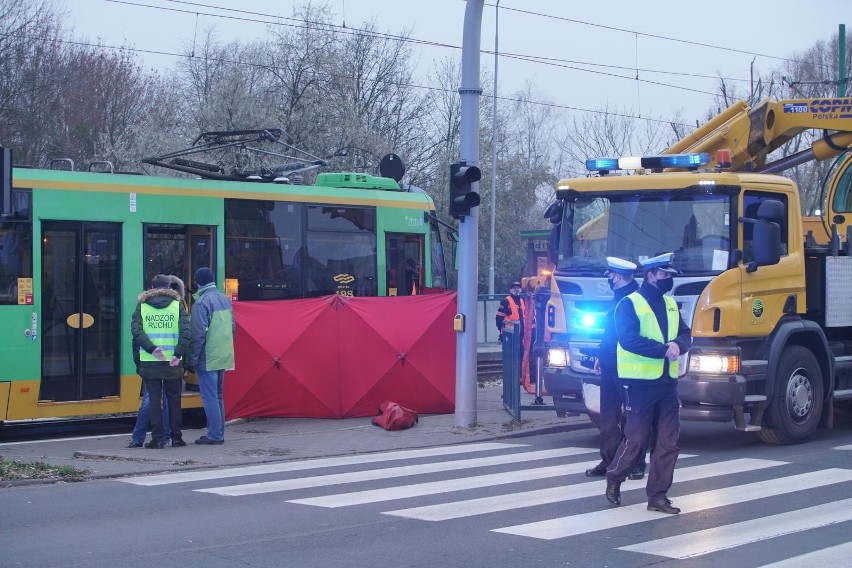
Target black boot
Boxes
[629,464,646,480]
[605,481,621,505]
[585,463,607,477]
[648,496,680,514]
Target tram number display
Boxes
[334,273,356,297]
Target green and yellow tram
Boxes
[0,165,448,422]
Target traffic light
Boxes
[449,161,481,220]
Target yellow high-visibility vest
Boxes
[139,301,180,361]
[617,293,679,379]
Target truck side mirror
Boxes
[748,220,781,272]
[543,201,563,224]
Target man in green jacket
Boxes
[186,267,235,445]
[131,274,191,448]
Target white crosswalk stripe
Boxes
[383,458,778,521]
[492,469,852,540]
[196,446,595,496]
[754,541,852,567]
[620,497,852,559]
[289,455,690,508]
[120,442,521,486]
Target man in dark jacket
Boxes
[605,252,691,514]
[130,274,190,448]
[586,257,642,477]
[186,267,235,445]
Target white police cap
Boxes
[640,252,678,274]
[604,256,637,276]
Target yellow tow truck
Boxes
[543,97,852,443]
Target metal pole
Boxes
[488,1,500,296]
[840,24,847,97]
[455,0,484,427]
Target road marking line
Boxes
[120,442,523,486]
[196,447,597,496]
[291,454,696,509]
[754,540,852,567]
[492,469,852,540]
[620,497,852,559]
[384,458,779,521]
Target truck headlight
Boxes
[547,347,570,368]
[688,352,740,374]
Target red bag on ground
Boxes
[372,401,418,430]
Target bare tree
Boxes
[555,105,669,179]
[0,0,67,165]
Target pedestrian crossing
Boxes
[120,441,852,566]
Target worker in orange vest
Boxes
[496,281,525,358]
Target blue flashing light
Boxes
[585,158,619,171]
[576,313,603,330]
[642,153,711,169]
[585,152,711,172]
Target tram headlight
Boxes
[547,347,570,368]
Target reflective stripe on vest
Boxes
[502,295,524,321]
[139,301,180,361]
[616,293,679,379]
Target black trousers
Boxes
[144,378,183,443]
[598,368,650,468]
[607,379,679,501]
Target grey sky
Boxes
[66,0,848,126]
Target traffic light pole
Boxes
[455,0,484,427]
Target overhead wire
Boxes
[21,0,813,128]
[108,0,751,90]
[0,30,696,129]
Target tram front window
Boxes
[0,189,33,304]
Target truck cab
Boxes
[544,149,852,443]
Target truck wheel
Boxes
[760,346,823,445]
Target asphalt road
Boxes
[3,415,852,568]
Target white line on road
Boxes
[753,541,852,567]
[196,447,597,496]
[291,454,696,509]
[492,469,852,540]
[120,442,524,486]
[620,497,852,559]
[384,458,777,521]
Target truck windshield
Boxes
[557,190,732,276]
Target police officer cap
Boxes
[511,281,521,288]
[604,257,637,276]
[640,252,678,274]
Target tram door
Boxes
[40,222,121,401]
[385,233,423,296]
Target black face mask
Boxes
[607,278,616,291]
[656,277,674,293]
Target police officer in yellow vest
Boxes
[131,274,191,448]
[605,253,691,514]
